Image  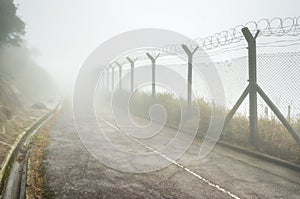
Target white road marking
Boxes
[98,116,241,199]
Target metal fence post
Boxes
[106,68,110,92]
[146,53,160,103]
[242,27,260,146]
[287,105,291,122]
[265,106,269,119]
[181,44,199,113]
[115,62,122,90]
[127,57,138,93]
[221,26,300,146]
[101,68,104,90]
[110,65,115,91]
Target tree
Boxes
[0,0,25,126]
[0,0,25,46]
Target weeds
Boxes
[26,109,62,199]
[115,90,300,164]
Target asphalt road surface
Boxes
[42,103,300,198]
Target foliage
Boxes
[0,74,22,132]
[26,110,61,198]
[0,0,25,127]
[0,44,59,103]
[0,74,22,109]
[128,92,182,127]
[0,0,25,46]
[125,91,300,164]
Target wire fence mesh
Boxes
[98,17,300,163]
[107,49,300,122]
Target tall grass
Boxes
[0,74,22,109]
[113,90,300,164]
[129,92,182,127]
[0,74,23,133]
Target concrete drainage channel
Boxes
[0,103,62,199]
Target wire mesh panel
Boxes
[257,52,300,120]
[98,17,300,163]
[215,56,248,112]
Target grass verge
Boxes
[115,90,300,164]
[26,109,62,199]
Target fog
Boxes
[14,0,300,92]
[0,43,59,105]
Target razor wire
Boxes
[111,16,300,65]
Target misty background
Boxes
[0,43,58,104]
[0,0,299,118]
[13,0,300,89]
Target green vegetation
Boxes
[0,1,58,183]
[0,0,25,46]
[0,0,57,124]
[26,110,61,199]
[118,90,300,164]
[0,45,58,103]
[129,92,183,127]
[0,74,22,109]
[0,0,25,131]
[0,75,22,133]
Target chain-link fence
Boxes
[98,17,300,163]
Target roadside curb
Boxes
[133,112,300,172]
[217,141,300,172]
[0,104,60,196]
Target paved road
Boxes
[42,103,300,198]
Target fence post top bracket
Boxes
[109,64,115,70]
[146,53,160,63]
[126,56,138,64]
[115,61,122,67]
[181,44,199,56]
[242,27,260,43]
